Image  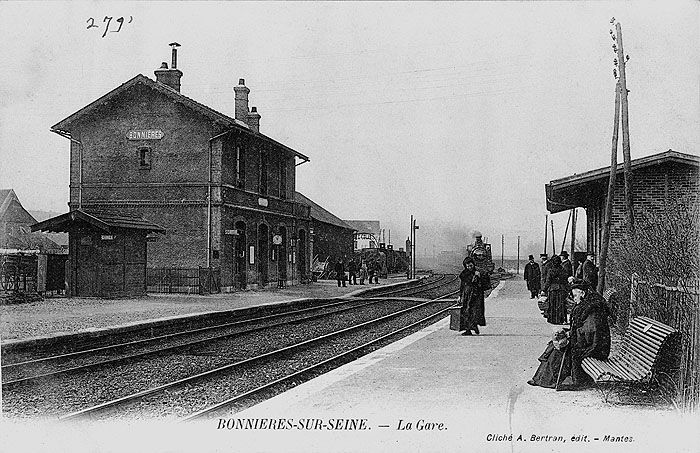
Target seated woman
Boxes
[566,279,611,389]
[528,326,571,388]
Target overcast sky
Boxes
[1,1,697,257]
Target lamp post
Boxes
[412,218,419,279]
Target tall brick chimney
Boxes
[154,43,183,92]
[234,78,250,123]
[247,106,261,132]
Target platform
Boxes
[1,279,697,453]
[202,279,697,453]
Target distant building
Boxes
[48,45,312,290]
[545,149,699,259]
[0,189,63,254]
[345,220,381,250]
[295,192,355,266]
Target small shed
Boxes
[32,210,165,298]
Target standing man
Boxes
[347,258,358,285]
[560,251,573,278]
[575,252,599,292]
[334,258,346,288]
[523,255,541,299]
[539,253,551,294]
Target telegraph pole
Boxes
[615,20,635,233]
[501,234,504,269]
[517,235,520,274]
[598,65,622,294]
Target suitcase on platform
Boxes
[449,306,465,331]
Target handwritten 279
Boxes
[86,16,133,38]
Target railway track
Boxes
[2,274,450,386]
[60,292,459,421]
[2,274,460,419]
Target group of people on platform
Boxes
[522,250,610,390]
[334,258,381,287]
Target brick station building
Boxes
[545,149,699,259]
[50,45,313,290]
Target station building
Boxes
[545,149,699,259]
[48,45,313,291]
[295,192,355,266]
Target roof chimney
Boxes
[154,43,183,92]
[247,106,261,133]
[234,78,250,123]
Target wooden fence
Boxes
[146,267,221,294]
[631,275,700,411]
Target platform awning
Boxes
[31,209,166,234]
[545,149,700,214]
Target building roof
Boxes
[51,74,309,162]
[1,189,64,253]
[294,192,354,230]
[545,149,699,214]
[0,189,36,224]
[32,209,166,234]
[345,220,381,235]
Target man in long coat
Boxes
[459,257,487,336]
[575,252,598,292]
[560,250,573,278]
[523,255,541,299]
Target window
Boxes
[139,147,151,169]
[259,146,268,196]
[235,136,245,188]
[279,159,287,199]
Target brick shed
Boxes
[32,210,165,298]
[545,149,699,260]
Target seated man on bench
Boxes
[561,279,611,390]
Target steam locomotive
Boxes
[465,232,495,274]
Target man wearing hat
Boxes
[575,252,599,292]
[559,278,611,389]
[523,254,541,299]
[560,250,573,278]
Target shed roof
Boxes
[31,209,166,234]
[545,149,699,213]
[345,220,381,235]
[294,192,354,230]
[51,74,309,162]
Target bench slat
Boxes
[581,316,678,386]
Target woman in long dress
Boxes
[528,326,571,388]
[459,257,486,336]
[543,255,569,325]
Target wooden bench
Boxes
[581,316,679,404]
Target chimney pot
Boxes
[234,78,251,122]
[247,106,261,133]
[154,44,183,92]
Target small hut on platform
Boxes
[32,210,165,298]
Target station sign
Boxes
[101,235,115,241]
[127,130,164,140]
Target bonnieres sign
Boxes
[127,130,164,140]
